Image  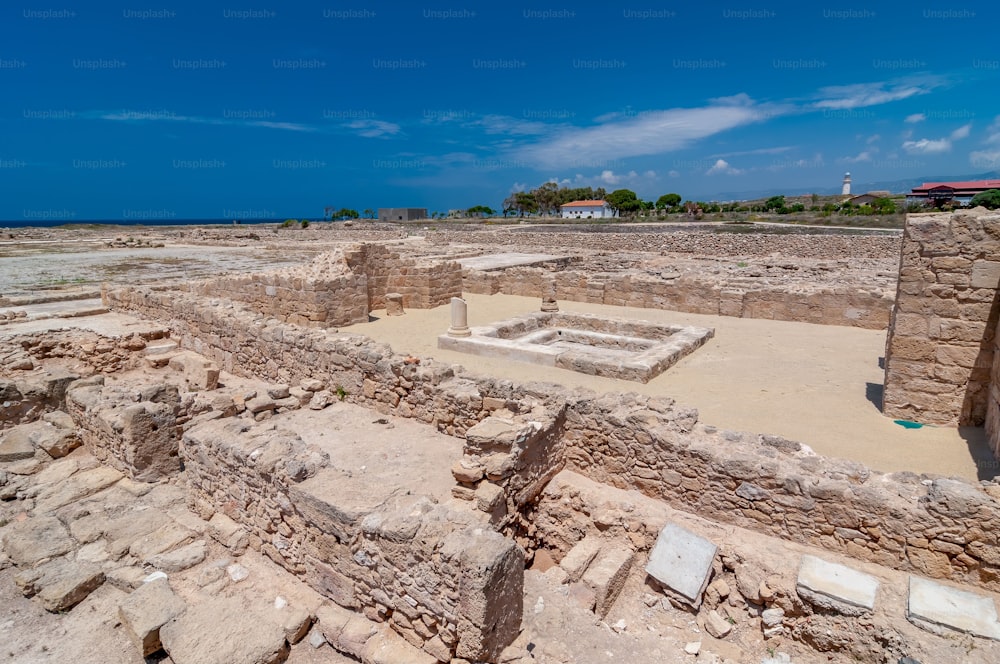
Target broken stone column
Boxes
[448,297,471,337]
[385,292,404,316]
[541,278,559,312]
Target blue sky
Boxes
[0,1,998,221]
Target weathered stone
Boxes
[0,425,36,461]
[560,535,603,583]
[451,460,484,484]
[318,602,377,658]
[581,544,634,618]
[118,578,188,656]
[17,558,105,612]
[704,609,732,638]
[796,555,879,615]
[146,540,208,573]
[908,575,1000,640]
[160,596,289,664]
[33,466,123,513]
[130,521,196,561]
[106,566,147,591]
[360,626,438,664]
[645,523,717,607]
[2,515,75,566]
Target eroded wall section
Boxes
[883,209,1000,426]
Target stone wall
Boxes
[172,243,462,329]
[342,243,462,311]
[104,287,548,437]
[65,378,184,482]
[104,285,1000,591]
[883,209,1000,425]
[463,266,892,329]
[182,417,522,662]
[557,393,1000,591]
[182,271,369,328]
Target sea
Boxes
[0,218,301,229]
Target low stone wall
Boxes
[172,243,462,329]
[104,286,544,437]
[559,393,1000,591]
[183,418,522,662]
[182,272,369,328]
[883,209,1000,426]
[463,266,892,329]
[104,285,1000,592]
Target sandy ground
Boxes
[342,293,995,483]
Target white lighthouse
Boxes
[842,172,852,196]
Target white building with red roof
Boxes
[907,179,1000,206]
[559,199,617,219]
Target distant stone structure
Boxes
[842,172,852,196]
[377,207,427,222]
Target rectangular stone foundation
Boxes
[439,311,713,383]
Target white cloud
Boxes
[903,138,952,154]
[901,123,972,155]
[473,115,550,135]
[970,116,1000,168]
[668,170,680,178]
[970,149,1000,169]
[706,159,743,176]
[709,93,756,106]
[812,79,942,110]
[547,170,658,190]
[711,145,793,158]
[866,134,881,144]
[344,119,402,138]
[841,151,874,163]
[950,123,972,140]
[905,113,926,123]
[513,103,772,168]
[92,111,317,132]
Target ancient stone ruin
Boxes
[3,226,1000,664]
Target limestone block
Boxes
[2,516,75,566]
[646,523,718,608]
[121,402,180,481]
[455,529,524,661]
[971,260,1000,289]
[361,627,438,664]
[451,459,484,484]
[16,558,105,612]
[704,609,732,639]
[160,596,289,664]
[317,602,377,658]
[129,520,196,561]
[796,555,878,616]
[560,535,603,583]
[118,578,188,656]
[0,425,36,461]
[582,544,634,618]
[146,540,208,573]
[385,293,405,317]
[908,576,1000,640]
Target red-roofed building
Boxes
[559,199,616,219]
[907,180,1000,206]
